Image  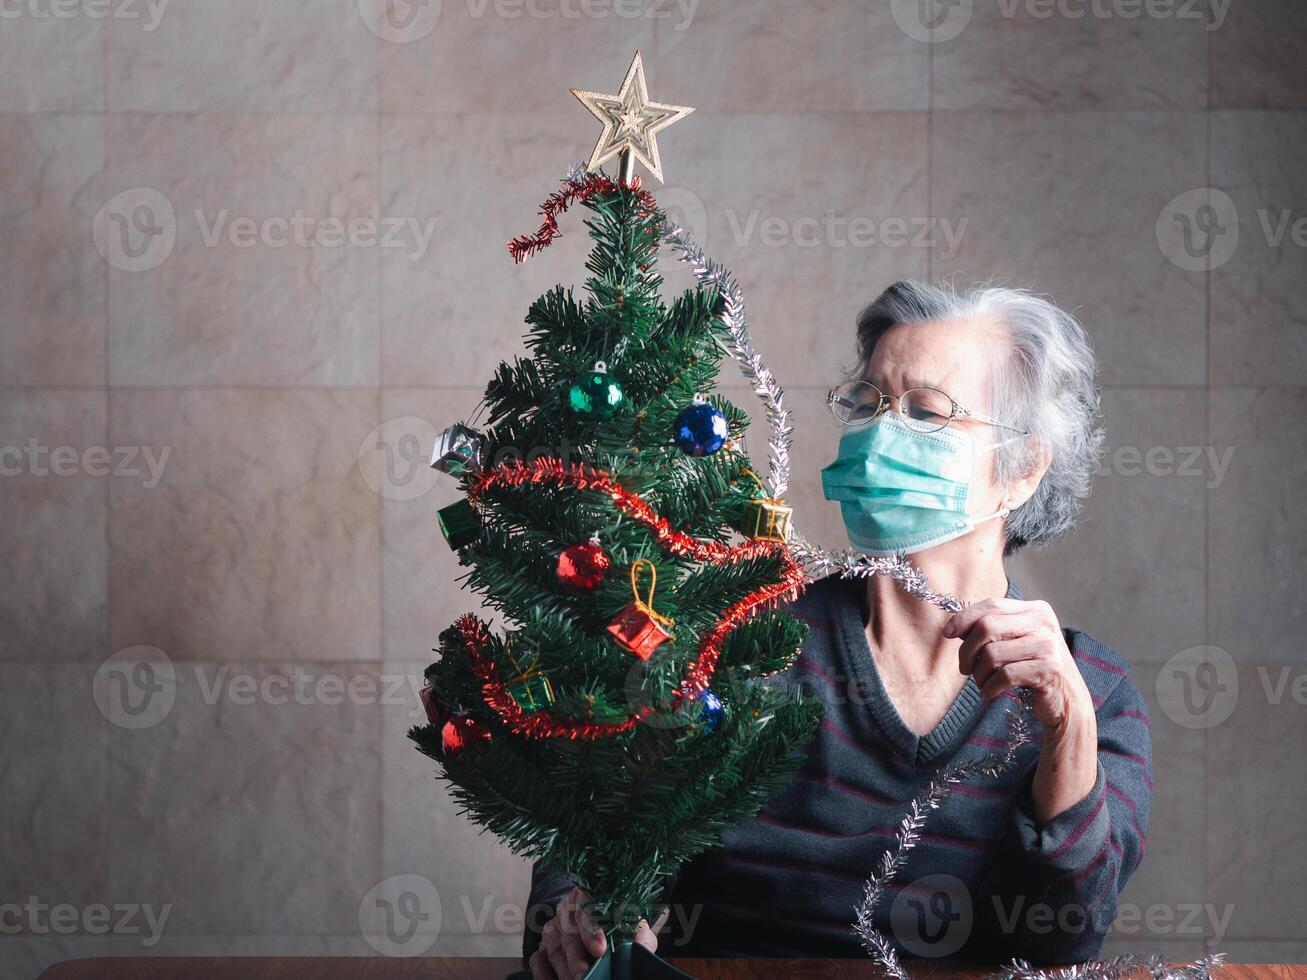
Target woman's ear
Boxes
[1003,440,1053,513]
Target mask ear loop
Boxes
[972,427,1029,523]
[966,503,1011,528]
[980,431,1028,452]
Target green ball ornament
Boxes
[568,361,624,419]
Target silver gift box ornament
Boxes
[430,423,485,475]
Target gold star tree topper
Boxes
[570,51,695,185]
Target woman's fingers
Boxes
[551,897,581,978]
[541,919,571,980]
[543,887,669,975]
[574,892,607,959]
[529,947,555,980]
[978,657,1052,701]
[634,918,658,952]
[555,889,599,978]
[955,609,1045,675]
[970,636,1045,689]
[943,597,1029,639]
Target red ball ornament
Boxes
[441,714,490,758]
[557,540,610,591]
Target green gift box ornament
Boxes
[437,499,480,550]
[503,644,555,712]
[507,674,555,712]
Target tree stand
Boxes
[506,939,699,980]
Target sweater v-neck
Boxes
[831,573,1024,767]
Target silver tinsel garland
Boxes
[652,212,1225,980]
[996,956,1226,980]
[846,684,1223,980]
[788,531,966,614]
[851,686,1033,980]
[661,222,794,499]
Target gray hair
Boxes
[852,281,1104,557]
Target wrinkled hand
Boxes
[529,886,666,980]
[945,597,1093,731]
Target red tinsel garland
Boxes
[507,171,659,263]
[454,457,807,740]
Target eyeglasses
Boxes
[825,380,1030,436]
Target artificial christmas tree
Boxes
[410,53,823,980]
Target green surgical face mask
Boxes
[820,412,1015,556]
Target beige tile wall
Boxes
[1,0,1304,974]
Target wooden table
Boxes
[34,958,1306,980]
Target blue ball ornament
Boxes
[698,690,724,732]
[674,397,729,457]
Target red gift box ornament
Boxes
[607,558,674,661]
[418,683,448,728]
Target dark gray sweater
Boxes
[522,574,1152,967]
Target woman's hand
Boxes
[944,597,1099,825]
[529,886,665,980]
[944,597,1093,730]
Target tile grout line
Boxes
[4,107,1268,118]
[926,21,933,284]
[7,383,1306,393]
[375,49,388,895]
[1202,20,1213,947]
[101,8,114,906]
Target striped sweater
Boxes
[522,573,1152,967]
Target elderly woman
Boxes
[524,281,1152,978]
